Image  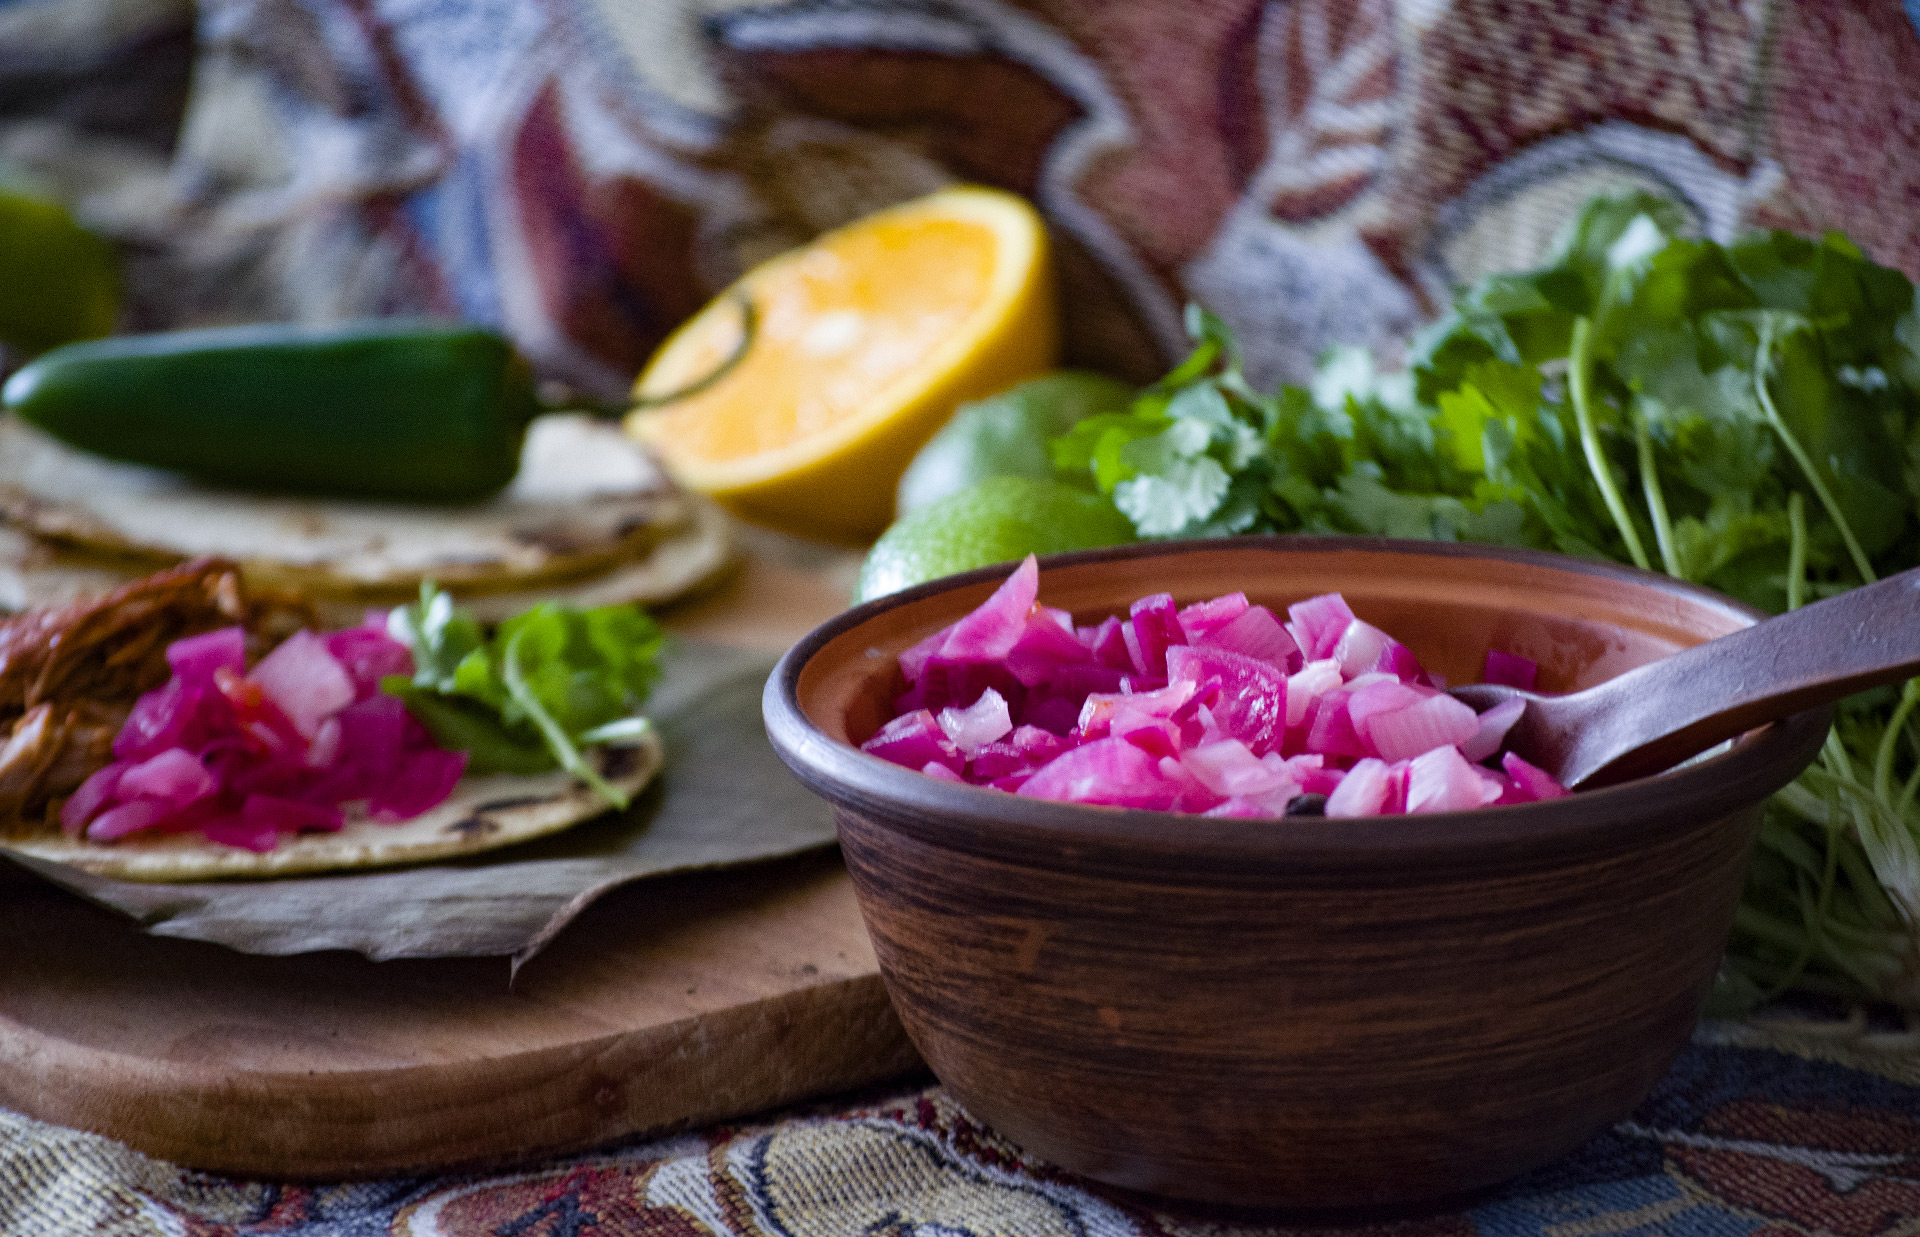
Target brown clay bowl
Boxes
[763,537,1830,1209]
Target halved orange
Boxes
[627,186,1057,541]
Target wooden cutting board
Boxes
[0,532,924,1179]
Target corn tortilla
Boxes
[6,731,662,882]
[0,414,725,602]
[0,490,734,626]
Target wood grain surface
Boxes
[0,529,920,1179]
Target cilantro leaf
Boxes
[384,584,666,806]
[387,582,484,692]
[1042,187,1920,1015]
[1113,456,1231,535]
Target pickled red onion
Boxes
[859,556,1563,817]
[61,617,466,851]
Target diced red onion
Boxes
[1022,694,1083,736]
[306,716,344,768]
[1179,740,1295,800]
[1345,679,1429,736]
[70,621,466,850]
[1078,680,1198,739]
[1120,718,1183,759]
[1325,758,1393,817]
[61,763,125,836]
[1305,692,1370,759]
[1284,754,1343,797]
[369,747,470,820]
[939,555,1038,662]
[1359,692,1480,764]
[1502,751,1569,802]
[1482,649,1539,691]
[865,580,1569,815]
[116,747,218,809]
[970,725,1067,781]
[248,630,356,739]
[1198,604,1299,670]
[1003,610,1093,686]
[323,624,415,696]
[1285,658,1343,728]
[1123,593,1182,679]
[915,658,1024,717]
[899,624,954,684]
[1373,639,1433,685]
[86,799,171,842]
[1405,745,1502,814]
[166,627,246,684]
[938,688,1014,755]
[1333,619,1394,678]
[1460,697,1526,763]
[862,709,963,773]
[1017,737,1180,810]
[1286,593,1356,661]
[1177,592,1250,643]
[1154,754,1226,813]
[1166,645,1286,756]
[1084,616,1132,670]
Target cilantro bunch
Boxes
[1056,194,1920,1013]
[383,585,665,809]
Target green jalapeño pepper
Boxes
[2,320,541,503]
[0,186,120,356]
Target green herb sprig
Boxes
[1055,193,1920,1013]
[382,584,665,809]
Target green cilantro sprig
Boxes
[382,583,665,809]
[1052,194,1920,1014]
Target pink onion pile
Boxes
[61,619,467,850]
[860,556,1567,817]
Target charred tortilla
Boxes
[7,733,661,881]
[0,414,731,611]
[0,484,733,627]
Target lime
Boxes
[0,187,118,357]
[856,474,1136,602]
[895,370,1132,515]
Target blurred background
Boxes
[6,0,1916,396]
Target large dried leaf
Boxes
[0,641,836,966]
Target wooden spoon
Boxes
[1449,566,1920,789]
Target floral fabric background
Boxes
[4,1,1920,1232]
[1,1024,1918,1236]
[5,0,1919,394]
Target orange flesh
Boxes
[636,217,1000,464]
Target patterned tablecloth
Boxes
[3,1020,1914,1236]
[4,2,1919,1232]
[8,0,1920,396]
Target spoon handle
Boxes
[1555,565,1920,787]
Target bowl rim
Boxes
[764,535,1833,874]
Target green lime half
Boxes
[857,474,1136,602]
[0,187,118,357]
[894,370,1132,515]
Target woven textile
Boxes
[0,1023,1915,1235]
[4,3,1920,1232]
[5,0,1920,393]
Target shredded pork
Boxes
[0,560,310,832]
